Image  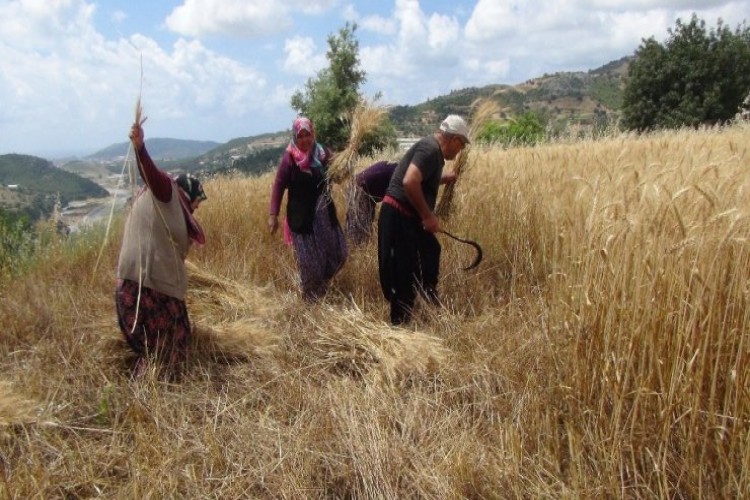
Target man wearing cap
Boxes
[377,114,469,325]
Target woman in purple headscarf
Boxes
[268,117,348,301]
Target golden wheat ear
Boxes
[134,97,148,127]
[327,99,387,184]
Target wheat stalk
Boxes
[435,98,501,217]
[328,100,387,185]
[89,93,148,280]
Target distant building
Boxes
[6,184,18,190]
[397,138,419,151]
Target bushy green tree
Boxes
[622,15,750,131]
[290,23,396,153]
[291,23,366,151]
[476,112,545,147]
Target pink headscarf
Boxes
[286,117,327,173]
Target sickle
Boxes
[438,230,483,270]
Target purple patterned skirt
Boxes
[291,197,348,301]
[115,278,190,367]
[345,186,377,246]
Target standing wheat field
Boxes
[1,124,749,498]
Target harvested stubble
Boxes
[0,382,40,427]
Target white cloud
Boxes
[361,14,398,35]
[395,0,428,45]
[358,0,469,103]
[426,13,460,50]
[112,10,127,24]
[341,4,360,23]
[291,0,339,15]
[283,36,327,76]
[457,0,748,86]
[0,0,98,52]
[165,0,288,38]
[464,0,520,41]
[464,57,510,79]
[165,0,340,38]
[588,0,736,10]
[0,0,270,152]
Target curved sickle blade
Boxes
[439,230,483,271]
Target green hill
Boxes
[87,137,221,161]
[0,154,109,220]
[387,56,632,137]
[58,159,122,179]
[178,132,289,176]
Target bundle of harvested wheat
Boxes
[327,101,387,185]
[186,261,284,359]
[435,98,500,218]
[191,318,281,361]
[307,306,450,384]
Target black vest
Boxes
[286,160,339,234]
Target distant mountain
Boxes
[0,154,109,220]
[86,137,221,161]
[178,131,289,175]
[57,159,123,181]
[387,56,632,137]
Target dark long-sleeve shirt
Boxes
[355,161,398,201]
[134,145,173,203]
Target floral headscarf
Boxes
[286,117,327,173]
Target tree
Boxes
[291,23,366,151]
[622,15,750,131]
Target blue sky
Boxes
[0,0,747,158]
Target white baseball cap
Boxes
[439,115,470,144]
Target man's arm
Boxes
[440,171,457,184]
[403,164,439,233]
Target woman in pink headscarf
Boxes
[268,117,348,301]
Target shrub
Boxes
[475,111,545,147]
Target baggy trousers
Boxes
[377,203,441,325]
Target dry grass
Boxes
[0,383,40,427]
[2,124,750,498]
